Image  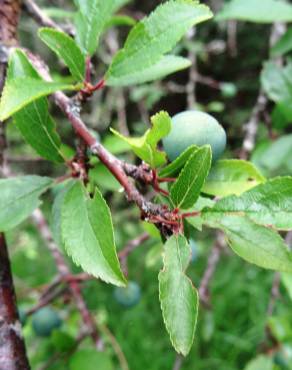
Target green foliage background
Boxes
[5,0,292,369]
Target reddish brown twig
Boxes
[152,169,169,196]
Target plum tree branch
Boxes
[10,2,178,236]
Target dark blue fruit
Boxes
[32,307,62,337]
[114,281,141,307]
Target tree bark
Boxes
[0,236,30,370]
[0,1,30,369]
[0,0,21,45]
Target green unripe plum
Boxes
[162,110,227,161]
[113,281,141,308]
[32,307,62,337]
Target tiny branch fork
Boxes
[31,209,101,348]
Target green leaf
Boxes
[0,176,53,232]
[282,273,292,302]
[39,28,86,81]
[74,0,120,56]
[186,197,215,231]
[103,134,131,155]
[69,349,113,370]
[7,48,40,80]
[51,180,75,247]
[170,146,212,209]
[112,0,132,12]
[202,159,265,197]
[244,355,273,370]
[203,177,292,230]
[61,181,126,286]
[159,145,198,178]
[105,1,212,86]
[111,111,171,168]
[106,55,191,87]
[106,15,136,30]
[43,8,76,19]
[272,100,292,130]
[159,234,198,356]
[216,0,292,23]
[254,134,292,175]
[204,215,292,273]
[6,49,64,163]
[271,27,292,57]
[0,77,77,121]
[14,98,64,163]
[89,164,121,192]
[261,61,292,103]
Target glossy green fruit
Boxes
[114,281,141,307]
[32,307,62,337]
[162,110,226,161]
